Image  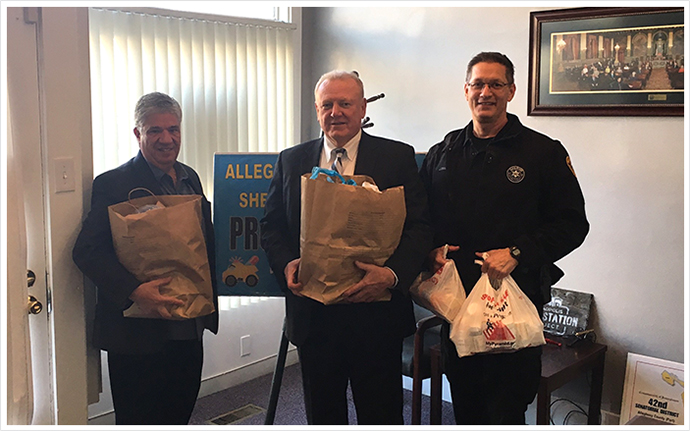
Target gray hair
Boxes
[134,92,182,129]
[313,70,364,99]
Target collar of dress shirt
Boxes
[146,160,188,182]
[321,129,361,175]
[145,159,194,195]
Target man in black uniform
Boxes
[420,52,589,424]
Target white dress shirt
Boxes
[320,130,361,175]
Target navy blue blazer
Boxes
[73,151,218,354]
[260,132,433,346]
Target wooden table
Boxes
[429,335,607,425]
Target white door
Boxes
[7,6,56,425]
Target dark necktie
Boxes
[331,148,346,173]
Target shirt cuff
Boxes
[384,266,399,289]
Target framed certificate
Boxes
[620,352,684,425]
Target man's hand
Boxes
[284,258,304,296]
[428,244,460,273]
[128,277,184,318]
[341,261,395,303]
[475,248,518,285]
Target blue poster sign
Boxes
[213,153,282,296]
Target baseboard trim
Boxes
[87,411,116,425]
[198,347,299,398]
[601,409,621,425]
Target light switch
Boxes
[55,157,75,193]
[240,335,251,357]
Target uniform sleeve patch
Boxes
[566,156,577,178]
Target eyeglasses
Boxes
[467,81,511,91]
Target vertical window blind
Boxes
[88,7,296,309]
[88,7,296,200]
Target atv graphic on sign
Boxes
[223,256,260,287]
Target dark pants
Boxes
[297,304,405,425]
[107,339,203,425]
[442,324,542,425]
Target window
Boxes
[89,7,297,309]
[163,4,291,22]
[88,7,298,200]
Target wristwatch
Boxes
[509,246,521,261]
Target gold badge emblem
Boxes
[506,166,525,183]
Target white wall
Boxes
[301,6,686,418]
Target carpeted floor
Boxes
[189,363,455,425]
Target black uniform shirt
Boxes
[420,114,589,307]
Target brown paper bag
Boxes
[299,170,406,305]
[108,189,215,319]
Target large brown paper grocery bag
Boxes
[108,190,215,319]
[298,170,406,305]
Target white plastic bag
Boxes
[409,245,466,322]
[449,273,545,358]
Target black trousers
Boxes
[442,324,542,425]
[297,304,405,425]
[107,339,203,425]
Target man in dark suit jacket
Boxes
[73,92,218,425]
[261,71,433,425]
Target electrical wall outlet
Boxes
[240,335,251,357]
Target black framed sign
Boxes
[528,7,684,116]
[542,287,593,337]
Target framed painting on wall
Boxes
[528,7,684,116]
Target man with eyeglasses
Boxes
[420,52,589,424]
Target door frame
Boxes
[6,6,55,425]
[5,6,93,425]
